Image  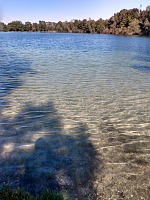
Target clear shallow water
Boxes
[0,33,149,134]
[0,33,150,198]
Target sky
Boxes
[0,0,149,24]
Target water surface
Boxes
[0,33,150,199]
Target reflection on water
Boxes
[0,33,150,199]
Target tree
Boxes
[46,22,56,32]
[1,5,150,35]
[24,22,32,32]
[146,5,150,12]
[95,18,105,33]
[0,22,7,31]
[7,21,24,31]
[55,21,63,32]
[32,23,38,32]
[129,18,141,35]
[38,21,47,32]
[143,18,150,35]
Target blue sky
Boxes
[0,0,149,23]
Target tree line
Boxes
[0,6,150,36]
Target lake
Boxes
[0,33,150,199]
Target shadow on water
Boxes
[0,50,33,97]
[0,52,101,199]
[131,65,150,72]
[136,56,150,63]
[0,102,100,199]
[130,56,150,72]
[130,45,150,72]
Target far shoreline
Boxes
[0,31,149,37]
[0,7,150,36]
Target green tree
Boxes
[143,18,150,35]
[129,18,141,35]
[38,21,47,32]
[55,21,63,32]
[24,22,32,32]
[0,22,7,31]
[7,21,24,31]
[95,18,105,33]
[46,22,56,32]
[32,23,38,32]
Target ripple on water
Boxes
[0,33,150,199]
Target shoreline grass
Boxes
[0,186,68,200]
